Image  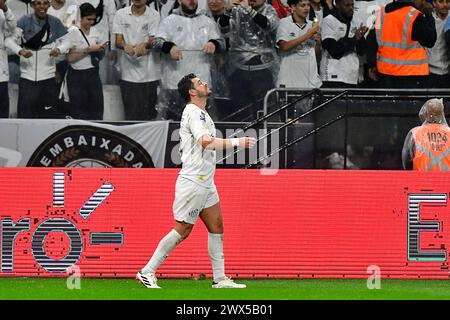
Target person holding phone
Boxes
[64,2,107,119]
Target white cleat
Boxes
[136,271,161,289]
[212,277,246,289]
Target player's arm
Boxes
[401,130,415,170]
[199,134,256,150]
[277,24,320,52]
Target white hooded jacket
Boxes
[0,9,16,82]
[5,13,71,82]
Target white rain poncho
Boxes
[154,9,225,90]
[221,3,279,75]
[402,98,450,170]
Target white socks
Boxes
[142,229,183,274]
[141,230,226,282]
[208,232,225,283]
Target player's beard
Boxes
[181,2,198,15]
[198,88,212,98]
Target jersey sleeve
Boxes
[148,10,160,37]
[188,109,211,143]
[112,9,123,35]
[320,16,338,41]
[276,19,290,43]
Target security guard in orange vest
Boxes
[402,98,450,171]
[366,0,436,88]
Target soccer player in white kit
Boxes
[136,73,256,289]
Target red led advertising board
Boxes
[1,168,450,279]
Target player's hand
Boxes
[227,0,240,9]
[170,45,182,60]
[135,43,147,57]
[239,137,256,149]
[308,23,320,39]
[313,32,321,42]
[109,49,117,61]
[368,67,378,81]
[355,24,368,40]
[100,41,109,50]
[240,0,251,11]
[19,49,32,58]
[49,48,61,57]
[124,44,135,56]
[202,42,216,55]
[89,44,105,52]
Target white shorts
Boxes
[173,176,220,225]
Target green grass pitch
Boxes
[1,278,450,300]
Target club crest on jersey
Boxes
[200,112,206,122]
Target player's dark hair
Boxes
[178,73,196,103]
[80,2,97,17]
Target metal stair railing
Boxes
[216,88,319,164]
[244,90,349,169]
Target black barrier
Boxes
[101,89,450,170]
[262,89,450,170]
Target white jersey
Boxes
[76,0,117,46]
[113,5,161,82]
[48,1,78,28]
[276,17,322,88]
[178,103,216,187]
[315,9,323,23]
[320,14,360,85]
[353,0,387,81]
[67,25,102,70]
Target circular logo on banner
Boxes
[27,125,154,168]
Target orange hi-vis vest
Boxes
[375,5,429,76]
[411,124,450,171]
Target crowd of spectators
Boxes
[0,0,447,121]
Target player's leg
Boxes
[137,177,204,288]
[200,201,225,282]
[137,221,192,288]
[141,221,193,275]
[200,187,246,289]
